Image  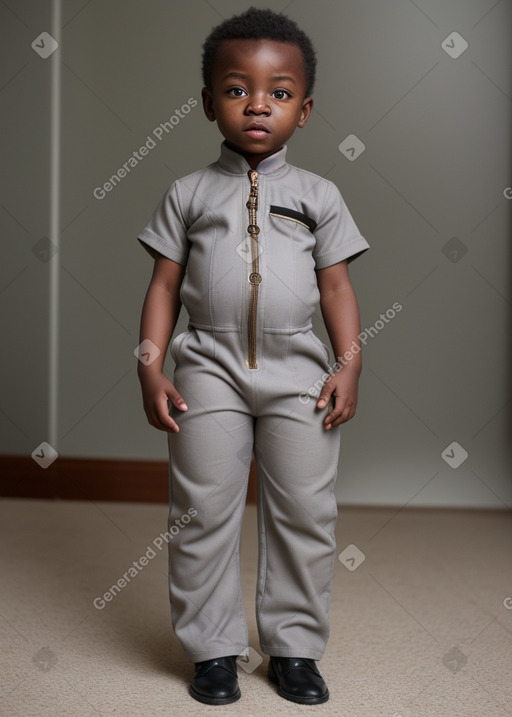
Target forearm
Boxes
[138,282,181,376]
[319,282,362,375]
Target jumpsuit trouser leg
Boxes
[167,326,341,664]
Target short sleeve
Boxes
[312,181,370,269]
[137,180,189,265]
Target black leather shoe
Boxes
[189,655,241,705]
[268,656,329,704]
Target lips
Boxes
[244,123,270,133]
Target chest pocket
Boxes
[269,206,317,233]
[265,205,321,328]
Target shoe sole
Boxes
[268,665,329,705]
[189,683,241,705]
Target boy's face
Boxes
[202,38,313,169]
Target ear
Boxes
[297,96,314,128]
[201,87,216,122]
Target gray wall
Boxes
[1,0,510,507]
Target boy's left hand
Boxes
[316,370,359,429]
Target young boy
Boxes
[136,6,369,706]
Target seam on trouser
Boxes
[255,460,268,625]
[323,452,340,621]
[167,443,175,632]
[235,495,248,643]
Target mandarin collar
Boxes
[216,140,288,176]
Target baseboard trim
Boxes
[0,454,258,504]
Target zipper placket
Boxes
[246,169,262,369]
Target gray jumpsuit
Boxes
[137,141,370,663]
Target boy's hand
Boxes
[316,369,359,430]
[138,370,188,433]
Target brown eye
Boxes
[227,87,247,97]
[272,89,291,100]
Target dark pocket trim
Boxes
[269,205,317,233]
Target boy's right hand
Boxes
[138,371,188,433]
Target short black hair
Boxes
[201,6,317,98]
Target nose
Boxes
[245,93,270,115]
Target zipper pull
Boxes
[246,170,259,210]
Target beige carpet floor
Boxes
[0,498,510,716]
